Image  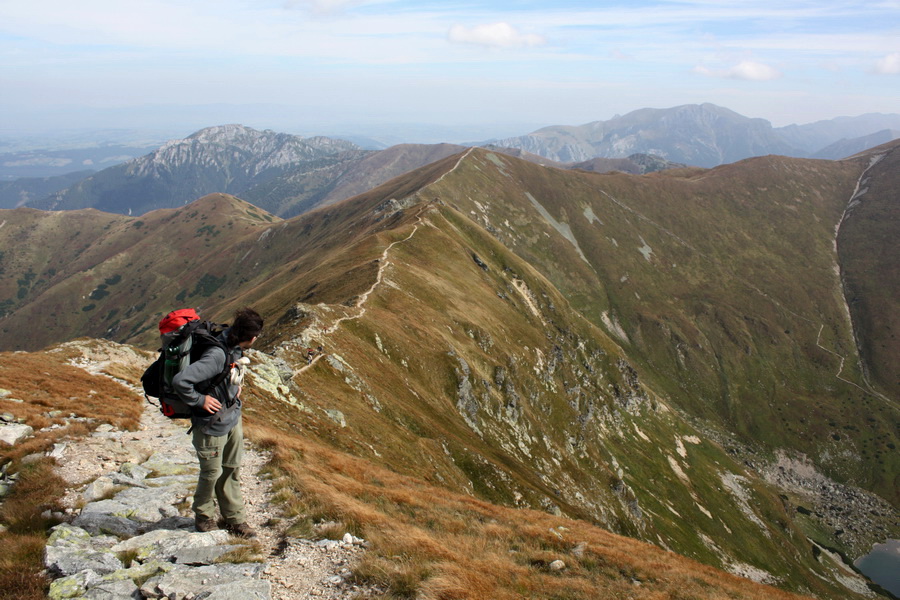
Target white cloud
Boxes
[448,22,545,49]
[874,52,900,74]
[282,0,364,15]
[694,60,781,81]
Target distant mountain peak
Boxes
[185,123,291,145]
[130,125,361,177]
[489,103,900,167]
[190,122,260,137]
[25,133,470,220]
[27,126,365,215]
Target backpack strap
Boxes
[190,322,236,404]
[198,366,232,400]
[189,322,227,359]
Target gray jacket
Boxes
[172,329,242,436]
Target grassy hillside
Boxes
[0,146,896,598]
[837,142,900,401]
[0,339,820,600]
[0,196,283,348]
[240,202,855,596]
[418,149,897,507]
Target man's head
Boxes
[229,307,264,349]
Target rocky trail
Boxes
[42,373,375,600]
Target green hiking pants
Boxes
[191,417,246,525]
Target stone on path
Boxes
[140,563,269,599]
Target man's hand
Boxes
[201,395,222,414]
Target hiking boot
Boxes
[224,522,257,539]
[195,516,217,532]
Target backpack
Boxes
[141,308,231,419]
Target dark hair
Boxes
[228,307,263,346]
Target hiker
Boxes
[172,307,264,538]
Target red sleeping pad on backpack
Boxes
[159,308,200,335]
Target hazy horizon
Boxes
[3,101,900,153]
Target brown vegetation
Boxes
[0,349,142,431]
[0,460,64,599]
[247,419,812,600]
[0,347,144,599]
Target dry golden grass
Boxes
[217,540,265,564]
[0,350,142,432]
[246,418,812,600]
[0,347,143,600]
[0,533,47,600]
[0,459,65,532]
[0,460,65,600]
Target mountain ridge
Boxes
[490,103,900,167]
[1,144,897,598]
[14,106,899,222]
[23,125,470,219]
[1,339,819,600]
[30,125,366,216]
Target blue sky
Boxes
[1,0,898,141]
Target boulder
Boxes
[80,485,183,522]
[140,563,267,599]
[173,544,245,565]
[44,543,123,577]
[47,523,93,547]
[72,512,142,538]
[82,476,117,502]
[47,569,103,600]
[81,578,141,599]
[119,462,152,480]
[138,516,195,533]
[0,423,33,445]
[112,529,232,562]
[195,579,272,599]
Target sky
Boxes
[1,0,898,142]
